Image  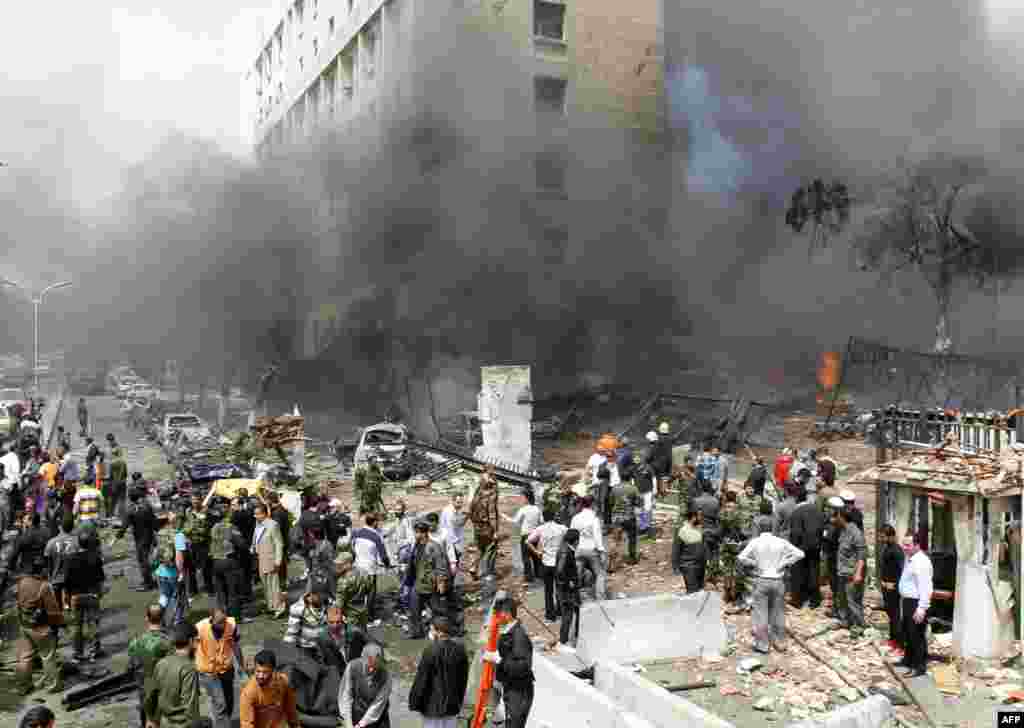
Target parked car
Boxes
[354,422,412,479]
[159,413,211,445]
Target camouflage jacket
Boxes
[128,630,173,689]
[469,482,499,536]
[719,504,746,543]
[735,495,760,537]
[336,572,375,627]
[183,509,210,546]
[209,519,244,561]
[610,481,640,523]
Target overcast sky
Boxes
[0,2,285,208]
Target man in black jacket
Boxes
[482,596,534,728]
[267,493,292,586]
[789,492,825,608]
[319,606,367,670]
[65,528,106,662]
[6,512,51,576]
[408,616,469,728]
[555,529,580,645]
[119,488,158,591]
[230,496,256,600]
[693,483,721,583]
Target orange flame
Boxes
[818,352,840,391]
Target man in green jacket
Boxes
[145,622,200,728]
[108,448,129,520]
[404,521,449,640]
[128,604,173,728]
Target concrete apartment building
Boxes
[244,0,666,359]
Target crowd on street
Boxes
[3,403,943,728]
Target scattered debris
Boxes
[737,657,763,674]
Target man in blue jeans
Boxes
[155,511,188,629]
[195,607,245,728]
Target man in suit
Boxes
[252,503,286,619]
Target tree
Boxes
[786,155,996,353]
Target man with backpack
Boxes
[155,511,188,629]
[14,557,65,695]
[209,506,248,621]
[185,492,214,597]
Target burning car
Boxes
[353,422,412,480]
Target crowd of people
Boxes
[7,406,947,728]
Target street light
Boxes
[1,279,73,392]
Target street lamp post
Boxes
[1,279,72,392]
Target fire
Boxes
[817,352,840,404]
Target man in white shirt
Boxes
[527,510,568,621]
[501,491,543,584]
[350,514,393,626]
[587,450,607,486]
[439,493,466,557]
[738,519,805,654]
[570,495,606,601]
[1,442,21,492]
[897,531,933,677]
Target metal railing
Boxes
[875,405,1020,452]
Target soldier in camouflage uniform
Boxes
[737,482,761,537]
[609,476,640,571]
[468,467,500,580]
[208,508,246,619]
[184,493,213,596]
[719,491,750,605]
[14,557,64,695]
[128,604,173,728]
[355,458,386,517]
[334,551,375,631]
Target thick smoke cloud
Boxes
[56,4,687,429]
[8,1,1024,421]
[663,0,1024,376]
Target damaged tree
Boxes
[786,155,1011,354]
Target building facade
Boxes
[244,0,666,359]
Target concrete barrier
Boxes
[593,660,736,728]
[576,591,728,665]
[526,653,656,728]
[784,694,893,728]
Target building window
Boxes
[347,0,353,15]
[329,16,335,35]
[535,151,567,197]
[313,38,319,56]
[296,0,304,24]
[299,56,305,71]
[542,225,569,263]
[534,76,567,115]
[534,1,565,42]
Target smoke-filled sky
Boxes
[3,1,1024,414]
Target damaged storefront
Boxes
[853,431,1024,660]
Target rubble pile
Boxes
[861,434,1024,495]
